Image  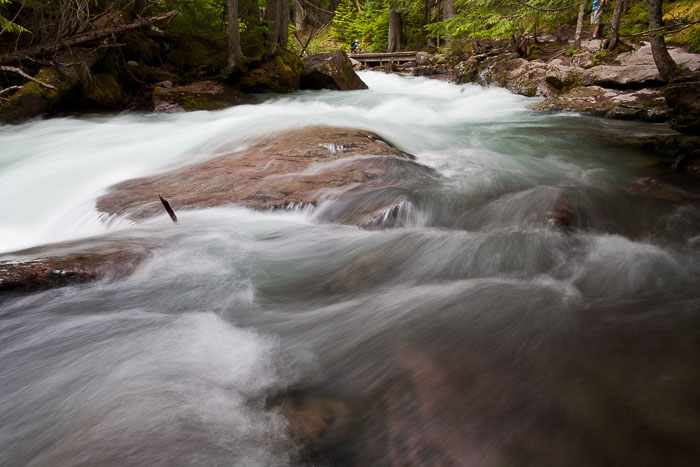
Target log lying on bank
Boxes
[96,126,438,227]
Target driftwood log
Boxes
[0,11,177,65]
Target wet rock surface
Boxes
[532,85,669,121]
[301,52,368,91]
[664,78,700,135]
[96,126,438,224]
[447,40,700,126]
[0,239,152,294]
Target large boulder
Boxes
[153,80,255,112]
[664,79,700,135]
[0,48,106,124]
[238,48,305,93]
[85,72,123,109]
[300,51,368,91]
[96,126,437,225]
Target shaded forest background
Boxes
[0,0,698,118]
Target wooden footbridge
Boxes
[349,51,418,67]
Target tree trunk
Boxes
[294,0,304,31]
[264,0,280,55]
[573,0,585,49]
[556,12,562,43]
[607,0,624,49]
[424,0,430,25]
[276,0,290,48]
[443,0,455,21]
[388,4,402,52]
[647,0,680,82]
[223,0,241,76]
[243,0,260,26]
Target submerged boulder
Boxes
[96,126,437,226]
[300,52,368,91]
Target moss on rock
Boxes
[86,72,122,109]
[238,48,305,93]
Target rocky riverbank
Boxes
[366,38,700,171]
[0,27,367,123]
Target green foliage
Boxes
[0,0,29,34]
[666,0,700,52]
[158,0,227,39]
[565,48,582,56]
[591,48,610,65]
[331,0,390,52]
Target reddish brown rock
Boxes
[0,239,152,293]
[96,126,437,225]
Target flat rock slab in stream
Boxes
[96,126,437,226]
[0,239,152,294]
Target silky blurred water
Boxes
[1,72,699,466]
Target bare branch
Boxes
[620,19,700,38]
[0,10,177,65]
[0,65,58,90]
[0,85,22,96]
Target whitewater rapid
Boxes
[2,71,699,467]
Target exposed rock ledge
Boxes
[451,42,700,122]
[0,238,152,294]
[96,126,438,226]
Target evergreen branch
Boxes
[513,0,584,13]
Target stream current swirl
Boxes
[1,72,699,466]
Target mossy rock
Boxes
[153,80,256,112]
[121,31,161,65]
[162,32,227,79]
[85,72,122,109]
[238,48,305,93]
[0,67,66,123]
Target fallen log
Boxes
[0,10,177,65]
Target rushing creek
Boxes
[1,72,700,466]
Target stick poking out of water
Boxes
[158,195,178,223]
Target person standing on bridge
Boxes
[350,40,359,53]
